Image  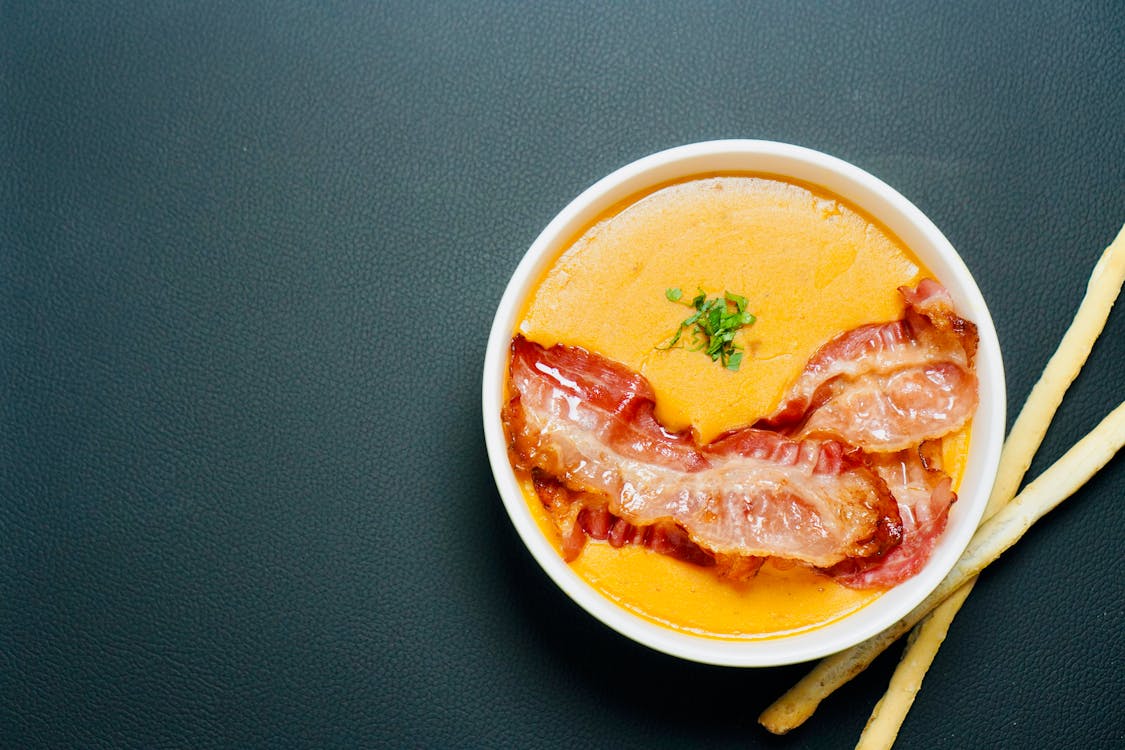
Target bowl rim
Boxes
[482,139,1005,667]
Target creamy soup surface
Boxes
[515,175,969,639]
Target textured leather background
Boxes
[3,2,1123,748]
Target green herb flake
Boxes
[657,287,757,371]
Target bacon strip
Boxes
[505,336,902,570]
[827,442,956,588]
[759,280,979,453]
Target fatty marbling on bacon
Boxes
[826,442,957,587]
[504,335,903,571]
[760,279,979,452]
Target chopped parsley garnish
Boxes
[658,287,757,371]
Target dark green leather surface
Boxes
[3,2,1123,747]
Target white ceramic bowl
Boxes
[482,140,1005,667]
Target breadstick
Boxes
[853,586,971,749]
[761,224,1125,735]
[988,221,1125,514]
[851,222,1125,749]
[759,399,1125,735]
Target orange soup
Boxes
[514,175,969,640]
